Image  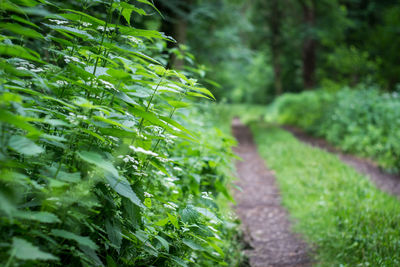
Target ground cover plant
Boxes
[251,123,400,266]
[0,0,244,266]
[271,88,400,172]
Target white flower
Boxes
[173,166,183,172]
[165,177,179,182]
[82,22,92,27]
[31,68,44,73]
[163,203,176,211]
[64,55,82,64]
[99,79,116,91]
[118,155,138,165]
[49,19,68,25]
[172,190,179,194]
[97,26,115,32]
[182,227,190,232]
[201,191,213,200]
[129,146,158,157]
[56,80,68,86]
[144,192,153,198]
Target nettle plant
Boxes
[0,0,240,266]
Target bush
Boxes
[0,1,243,266]
[272,88,400,172]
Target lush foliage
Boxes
[251,124,400,266]
[0,0,244,266]
[270,88,400,172]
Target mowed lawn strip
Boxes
[250,123,400,266]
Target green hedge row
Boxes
[271,88,400,172]
[0,0,243,266]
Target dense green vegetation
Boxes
[270,89,400,172]
[2,0,400,265]
[251,124,400,266]
[0,1,244,266]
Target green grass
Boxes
[250,123,400,266]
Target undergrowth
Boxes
[270,89,400,172]
[251,123,400,266]
[0,1,244,266]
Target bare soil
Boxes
[232,119,311,267]
[283,125,400,198]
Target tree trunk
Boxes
[301,0,316,89]
[158,1,190,70]
[269,0,283,95]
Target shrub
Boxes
[272,88,400,172]
[0,1,243,266]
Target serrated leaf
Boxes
[9,135,44,156]
[77,151,118,177]
[105,220,122,250]
[11,237,58,261]
[0,23,44,39]
[0,44,44,63]
[167,213,179,229]
[51,229,97,250]
[170,255,188,267]
[180,205,200,224]
[105,172,145,208]
[182,239,205,251]
[154,235,169,251]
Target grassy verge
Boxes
[250,123,400,266]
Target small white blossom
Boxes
[97,26,115,32]
[49,19,68,25]
[82,22,92,27]
[201,191,213,200]
[99,79,116,91]
[64,55,82,64]
[173,166,183,172]
[144,192,153,198]
[163,203,176,211]
[56,80,68,86]
[31,67,44,73]
[129,146,158,157]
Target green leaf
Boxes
[0,44,44,63]
[180,205,200,224]
[8,135,44,156]
[11,237,58,261]
[105,173,145,208]
[59,9,106,25]
[155,217,169,226]
[43,24,94,40]
[168,101,190,109]
[77,151,118,177]
[169,255,188,267]
[154,235,169,251]
[0,23,44,39]
[10,15,40,29]
[167,213,179,229]
[15,211,60,223]
[105,220,122,250]
[182,239,205,251]
[51,229,98,250]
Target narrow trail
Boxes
[284,126,400,198]
[232,119,311,267]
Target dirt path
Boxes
[232,119,311,267]
[284,126,400,198]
